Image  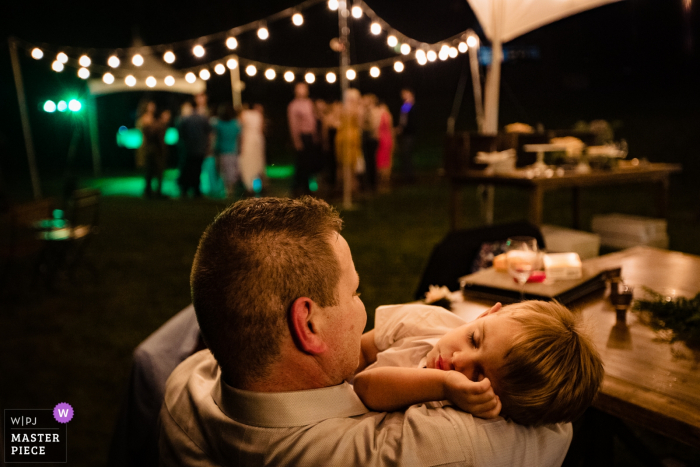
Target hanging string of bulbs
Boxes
[15,0,480,88]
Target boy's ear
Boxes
[477,302,502,319]
[289,297,328,355]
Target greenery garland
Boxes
[632,287,700,349]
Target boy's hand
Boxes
[443,371,501,419]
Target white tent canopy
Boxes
[467,0,623,133]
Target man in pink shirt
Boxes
[287,83,318,196]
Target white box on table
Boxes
[591,214,668,248]
[543,253,582,280]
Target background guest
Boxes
[177,93,211,198]
[396,88,417,183]
[213,103,241,198]
[287,83,317,197]
[239,103,266,196]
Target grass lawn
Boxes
[1,168,700,465]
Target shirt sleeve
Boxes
[373,304,466,352]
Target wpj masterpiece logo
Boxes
[3,403,73,463]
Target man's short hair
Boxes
[497,301,604,426]
[191,197,343,388]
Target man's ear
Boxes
[289,297,328,355]
[477,302,502,319]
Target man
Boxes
[177,93,211,198]
[160,197,572,466]
[396,88,417,183]
[287,83,317,196]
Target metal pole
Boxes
[229,54,242,111]
[87,95,102,176]
[467,32,485,133]
[8,37,42,200]
[339,0,352,209]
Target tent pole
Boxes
[482,0,503,135]
[229,54,242,111]
[467,31,484,133]
[87,95,101,176]
[8,37,42,200]
[339,0,352,209]
[447,52,470,135]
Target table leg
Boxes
[572,187,580,230]
[449,183,461,231]
[657,177,670,219]
[528,186,544,226]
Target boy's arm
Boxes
[355,330,379,374]
[354,367,501,417]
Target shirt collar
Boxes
[212,377,370,428]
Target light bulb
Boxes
[400,43,411,55]
[394,61,404,72]
[415,50,426,60]
[185,72,196,83]
[305,72,315,84]
[193,45,205,57]
[164,76,175,86]
[226,58,238,69]
[292,13,303,26]
[146,76,157,87]
[108,55,120,68]
[265,68,276,80]
[328,0,339,11]
[57,101,67,112]
[370,23,381,35]
[346,69,356,80]
[284,71,295,82]
[369,66,380,78]
[226,37,238,50]
[57,52,68,63]
[79,55,91,67]
[387,35,398,47]
[163,51,175,63]
[102,72,115,84]
[31,48,43,60]
[458,42,468,53]
[427,50,437,62]
[199,69,210,80]
[125,75,136,87]
[132,54,144,66]
[43,100,56,112]
[245,65,257,76]
[78,67,90,79]
[449,47,458,58]
[68,99,81,112]
[467,36,478,48]
[417,55,427,66]
[439,49,449,61]
[351,6,362,18]
[326,72,336,83]
[257,27,269,40]
[214,64,226,75]
[52,61,64,72]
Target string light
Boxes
[79,55,91,67]
[108,55,120,68]
[57,100,67,112]
[57,52,68,63]
[439,45,449,61]
[164,75,175,86]
[68,99,81,112]
[199,69,211,80]
[265,68,276,80]
[394,61,404,72]
[427,50,437,62]
[369,66,380,78]
[163,51,175,63]
[246,65,257,76]
[351,6,362,18]
[328,0,339,11]
[125,75,136,87]
[146,76,157,87]
[467,36,478,48]
[226,37,238,49]
[44,100,56,112]
[346,69,356,80]
[448,47,458,58]
[370,23,381,35]
[185,72,196,83]
[284,71,295,82]
[458,42,468,53]
[78,67,90,79]
[214,64,226,75]
[326,72,336,83]
[132,54,144,66]
[387,35,398,47]
[102,72,114,84]
[305,72,315,84]
[226,58,238,69]
[31,48,43,59]
[193,45,205,57]
[52,61,64,72]
[257,27,269,40]
[400,43,410,55]
[292,13,303,26]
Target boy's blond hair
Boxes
[496,300,604,426]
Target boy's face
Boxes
[425,307,520,395]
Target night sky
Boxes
[1,0,699,183]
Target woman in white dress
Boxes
[238,104,266,194]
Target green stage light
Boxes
[68,99,82,112]
[43,100,57,113]
[116,128,143,149]
[164,127,179,145]
[265,165,294,179]
[57,100,67,112]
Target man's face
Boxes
[319,234,366,382]
[425,310,520,395]
[295,83,309,99]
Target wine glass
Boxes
[506,236,538,301]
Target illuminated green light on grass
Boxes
[68,99,82,112]
[57,100,67,112]
[164,127,179,145]
[43,100,57,112]
[116,128,143,149]
[265,165,294,179]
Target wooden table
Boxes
[448,162,682,230]
[452,246,700,447]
